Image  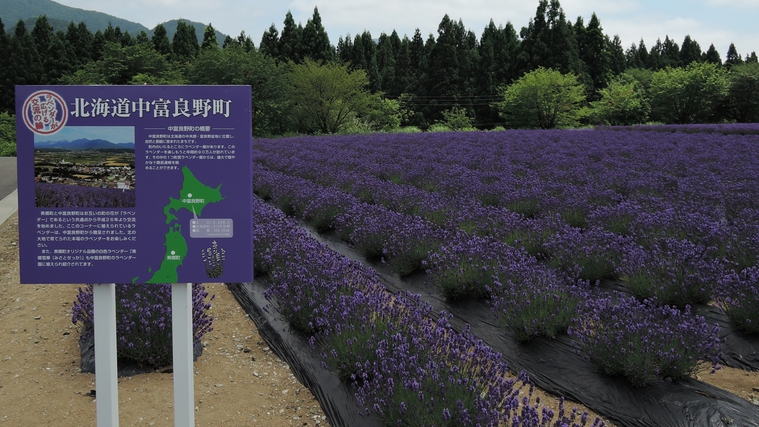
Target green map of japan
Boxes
[135,166,224,283]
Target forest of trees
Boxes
[1,0,758,141]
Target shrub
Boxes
[490,266,588,342]
[621,238,723,307]
[71,283,214,368]
[714,266,759,334]
[569,293,721,387]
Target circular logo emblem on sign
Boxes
[22,90,68,135]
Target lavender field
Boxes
[251,125,759,427]
[35,182,136,208]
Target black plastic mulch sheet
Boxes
[306,227,759,427]
[227,281,383,427]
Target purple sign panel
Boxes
[15,85,253,284]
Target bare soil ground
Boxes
[0,210,757,426]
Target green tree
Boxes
[723,62,759,122]
[287,59,377,133]
[494,67,587,129]
[679,35,702,66]
[518,0,582,76]
[188,45,288,136]
[172,21,199,62]
[426,15,478,124]
[259,24,280,59]
[576,13,610,92]
[301,6,333,62]
[607,34,626,75]
[476,20,520,127]
[726,43,742,67]
[703,44,721,65]
[0,18,11,113]
[42,32,77,83]
[589,74,649,125]
[649,62,728,123]
[436,106,475,130]
[152,24,172,56]
[135,31,150,45]
[236,31,254,52]
[61,41,174,85]
[0,112,16,156]
[4,20,43,108]
[278,11,302,64]
[65,21,94,67]
[31,15,54,56]
[201,23,219,50]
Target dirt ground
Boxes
[0,210,757,426]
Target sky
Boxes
[53,0,759,61]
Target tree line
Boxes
[1,0,758,139]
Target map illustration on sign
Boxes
[136,166,226,283]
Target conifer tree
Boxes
[278,11,302,63]
[31,15,54,56]
[679,35,702,66]
[135,31,150,45]
[0,18,12,113]
[237,31,254,52]
[661,36,681,68]
[259,24,280,59]
[42,32,76,83]
[221,35,235,48]
[376,32,397,95]
[65,22,94,66]
[301,6,333,62]
[336,35,352,64]
[201,24,219,50]
[726,43,742,67]
[576,13,610,91]
[518,0,582,76]
[152,24,172,56]
[120,31,135,47]
[703,44,721,65]
[172,21,200,62]
[607,34,626,75]
[91,30,106,61]
[4,20,43,109]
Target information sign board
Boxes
[15,85,253,284]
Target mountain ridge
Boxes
[0,0,226,45]
[35,138,135,150]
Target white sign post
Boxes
[93,283,119,426]
[92,283,196,427]
[172,283,195,426]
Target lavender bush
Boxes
[569,293,721,387]
[714,266,759,334]
[71,283,214,367]
[621,237,723,307]
[489,266,589,342]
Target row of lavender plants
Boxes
[36,182,136,208]
[254,165,723,386]
[253,196,604,426]
[252,129,759,335]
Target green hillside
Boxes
[0,0,150,35]
[0,0,226,44]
